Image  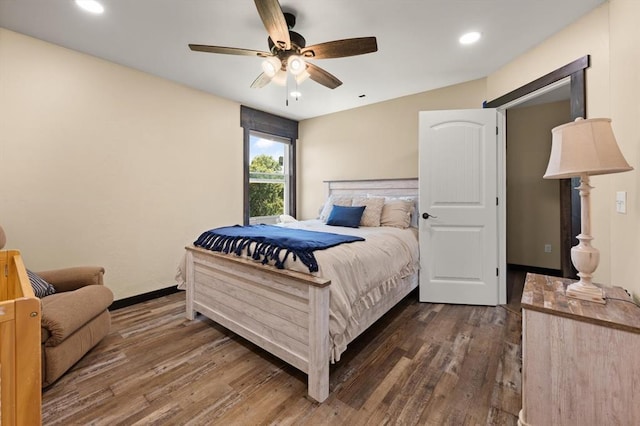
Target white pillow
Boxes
[319,195,353,222]
[352,196,385,227]
[278,214,298,223]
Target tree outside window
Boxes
[249,154,284,217]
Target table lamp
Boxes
[543,117,633,303]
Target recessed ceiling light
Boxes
[75,0,104,14]
[459,31,481,45]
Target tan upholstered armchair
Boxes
[0,223,113,387]
[37,266,113,387]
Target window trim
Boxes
[240,105,298,225]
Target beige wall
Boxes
[297,79,487,219]
[506,101,570,270]
[609,0,640,300]
[0,28,244,300]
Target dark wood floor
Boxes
[42,276,525,425]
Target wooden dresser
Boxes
[519,273,640,426]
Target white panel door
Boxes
[419,109,500,305]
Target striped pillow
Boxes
[27,269,56,298]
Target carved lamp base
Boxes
[566,282,605,304]
[567,240,605,304]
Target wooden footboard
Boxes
[185,246,331,402]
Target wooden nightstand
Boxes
[519,273,640,426]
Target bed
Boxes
[183,178,419,402]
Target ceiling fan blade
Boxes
[300,37,378,59]
[254,0,291,50]
[250,72,272,88]
[189,44,271,57]
[306,63,342,89]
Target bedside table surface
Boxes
[521,273,640,334]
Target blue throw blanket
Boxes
[193,224,365,273]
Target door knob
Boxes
[422,212,438,219]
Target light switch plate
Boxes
[616,191,627,214]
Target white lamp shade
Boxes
[544,118,633,179]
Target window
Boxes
[248,131,291,223]
[240,106,298,225]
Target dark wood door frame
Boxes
[484,55,589,278]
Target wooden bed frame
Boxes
[185,178,419,402]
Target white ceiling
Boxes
[0,0,605,121]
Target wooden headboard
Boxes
[323,178,419,199]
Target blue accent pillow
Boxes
[27,269,56,298]
[326,205,366,228]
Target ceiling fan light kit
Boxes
[188,0,378,92]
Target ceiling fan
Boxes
[188,0,378,90]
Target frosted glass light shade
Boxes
[544,118,633,179]
[261,57,281,78]
[287,55,306,76]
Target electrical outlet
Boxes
[544,244,552,253]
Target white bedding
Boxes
[277,220,419,361]
[178,220,419,362]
